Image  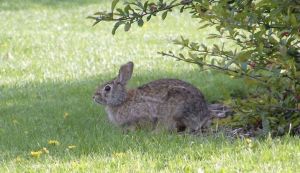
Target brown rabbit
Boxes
[93,62,210,133]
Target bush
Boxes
[89,0,300,136]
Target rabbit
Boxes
[93,61,210,133]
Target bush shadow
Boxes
[0,69,246,162]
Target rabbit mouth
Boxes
[94,98,105,105]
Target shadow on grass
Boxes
[0,69,247,161]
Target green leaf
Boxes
[92,20,100,26]
[116,8,124,15]
[235,50,253,62]
[111,0,120,12]
[200,44,208,51]
[170,0,177,5]
[93,12,107,15]
[136,1,143,8]
[258,43,264,54]
[244,77,258,85]
[180,36,189,46]
[207,34,222,39]
[180,5,185,13]
[199,23,210,29]
[188,52,198,59]
[124,4,132,15]
[143,1,149,11]
[112,21,123,35]
[190,42,199,50]
[146,15,152,21]
[194,4,202,13]
[162,11,168,20]
[137,18,144,27]
[212,44,220,52]
[289,14,297,27]
[124,22,131,32]
[86,16,98,20]
[173,39,181,45]
[179,53,185,59]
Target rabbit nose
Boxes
[92,96,95,99]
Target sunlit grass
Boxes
[0,0,299,172]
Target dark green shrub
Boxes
[89,0,300,136]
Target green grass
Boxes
[0,0,299,172]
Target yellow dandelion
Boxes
[48,140,60,146]
[64,112,69,119]
[112,152,125,158]
[245,138,252,144]
[68,145,76,149]
[42,147,49,154]
[30,151,43,158]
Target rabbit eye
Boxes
[104,85,111,91]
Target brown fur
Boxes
[93,62,210,133]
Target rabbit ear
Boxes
[117,61,134,85]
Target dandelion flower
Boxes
[68,145,76,149]
[245,138,252,144]
[112,152,125,158]
[64,112,69,119]
[42,147,49,154]
[30,151,43,158]
[48,140,60,146]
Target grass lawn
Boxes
[1,0,300,172]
